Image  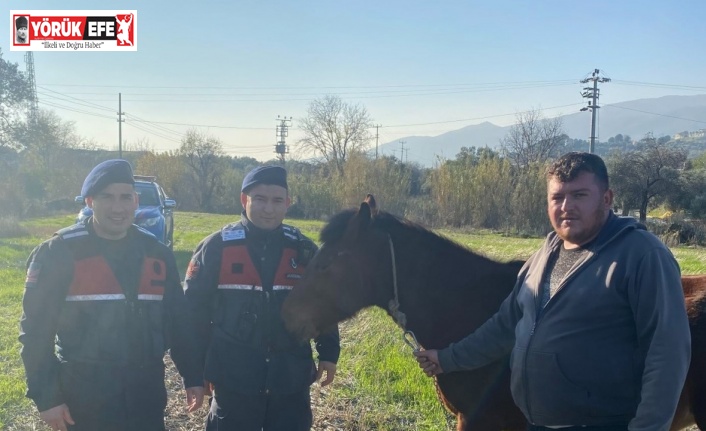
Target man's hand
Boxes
[316,360,337,386]
[203,380,214,396]
[185,386,205,413]
[39,404,75,431]
[414,349,444,377]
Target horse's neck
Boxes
[394,244,516,350]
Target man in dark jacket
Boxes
[184,165,340,431]
[415,152,691,431]
[19,159,204,431]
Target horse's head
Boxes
[283,194,392,341]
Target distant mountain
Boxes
[380,94,706,166]
[379,121,507,166]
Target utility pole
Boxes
[399,140,406,163]
[375,124,380,159]
[24,52,39,126]
[580,69,610,154]
[117,93,125,159]
[275,116,292,165]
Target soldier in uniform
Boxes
[20,159,204,431]
[185,165,340,431]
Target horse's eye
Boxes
[314,250,348,271]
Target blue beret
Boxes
[81,159,134,198]
[241,165,288,193]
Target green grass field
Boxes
[1,212,705,430]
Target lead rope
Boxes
[386,235,453,417]
[387,234,407,328]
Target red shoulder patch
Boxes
[185,258,201,280]
[25,262,42,285]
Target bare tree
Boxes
[501,109,566,168]
[297,95,373,176]
[179,129,226,212]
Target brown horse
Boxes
[282,195,706,431]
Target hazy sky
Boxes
[3,0,705,160]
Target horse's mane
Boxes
[320,208,496,264]
[320,208,357,244]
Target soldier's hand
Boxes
[39,404,75,431]
[316,360,337,387]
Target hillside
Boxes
[381,94,706,166]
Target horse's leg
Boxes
[692,352,706,430]
[694,391,706,430]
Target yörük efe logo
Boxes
[10,10,137,52]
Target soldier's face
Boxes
[241,184,290,231]
[87,183,138,240]
[17,26,27,41]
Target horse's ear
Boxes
[357,201,373,226]
[344,196,375,240]
[364,194,378,215]
[342,200,373,241]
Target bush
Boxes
[653,213,706,246]
[0,217,29,238]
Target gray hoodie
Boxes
[438,213,690,431]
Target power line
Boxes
[37,79,579,90]
[39,95,585,132]
[124,113,184,137]
[37,85,114,112]
[603,104,706,125]
[612,80,706,91]
[24,84,577,103]
[118,119,272,130]
[383,103,584,128]
[125,121,181,144]
[39,100,115,120]
[35,83,574,97]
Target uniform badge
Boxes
[290,257,298,269]
[186,258,201,280]
[222,229,246,241]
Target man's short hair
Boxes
[546,152,609,191]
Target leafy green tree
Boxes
[666,168,706,219]
[607,134,687,222]
[691,152,706,170]
[0,48,32,152]
[135,150,185,200]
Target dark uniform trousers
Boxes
[206,388,312,431]
[527,425,629,431]
[63,362,168,431]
